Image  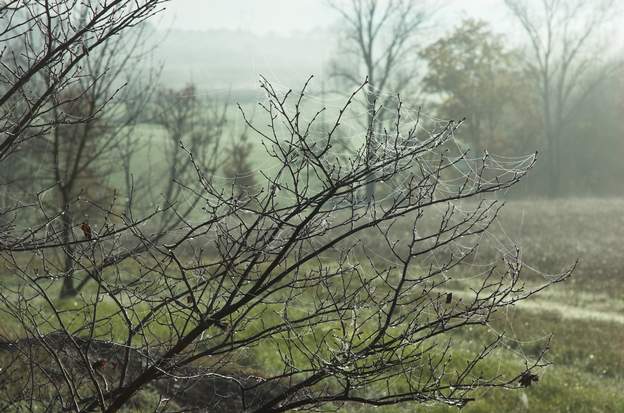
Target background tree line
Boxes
[2,0,622,231]
[329,0,623,199]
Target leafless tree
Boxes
[0,0,168,296]
[329,0,436,202]
[0,76,569,412]
[0,0,167,160]
[504,0,622,196]
[3,12,163,298]
[222,126,257,200]
[146,83,226,231]
[54,83,227,302]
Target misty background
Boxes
[140,0,624,198]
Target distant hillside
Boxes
[149,27,337,98]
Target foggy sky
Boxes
[156,0,511,35]
[152,0,623,91]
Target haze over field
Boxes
[152,1,623,89]
[145,0,624,198]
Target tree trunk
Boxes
[365,84,377,205]
[59,193,77,298]
[542,85,560,198]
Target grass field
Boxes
[1,191,622,412]
[337,198,624,412]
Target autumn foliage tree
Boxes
[420,19,523,154]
